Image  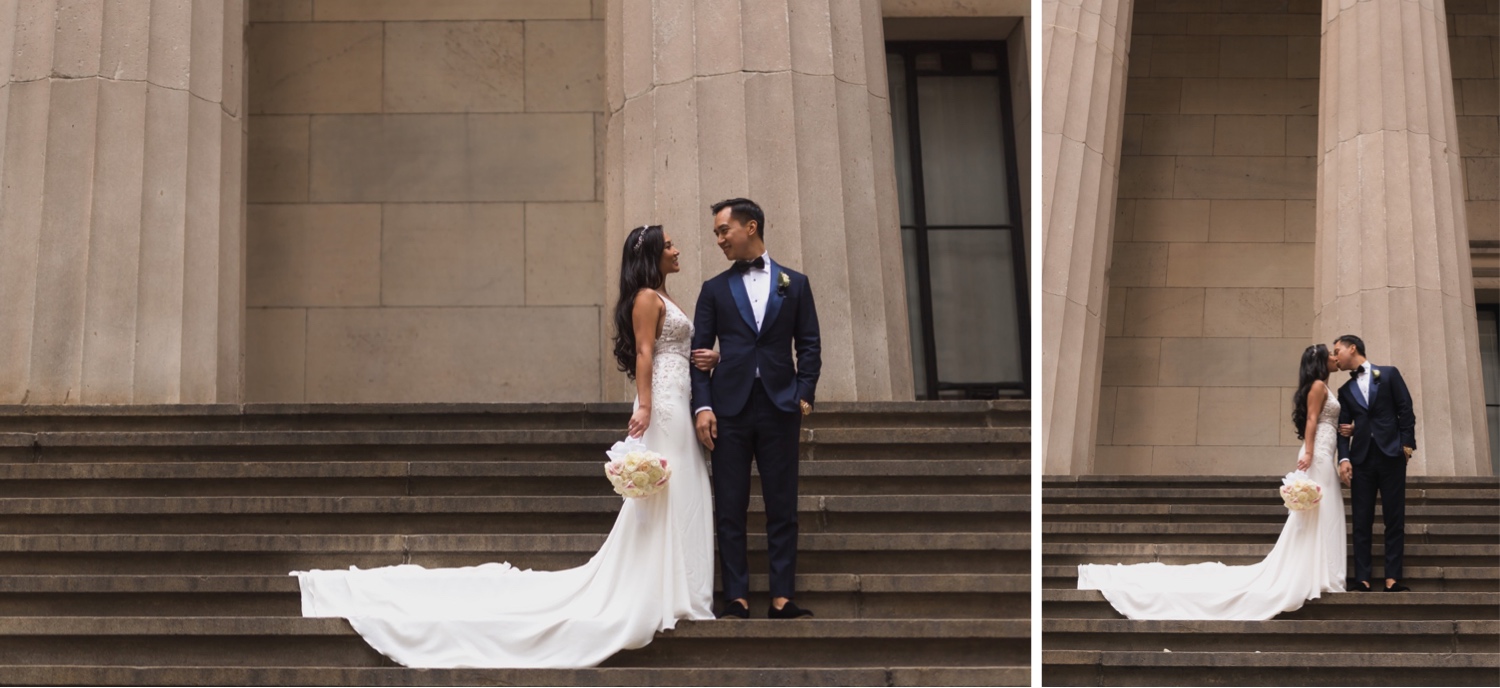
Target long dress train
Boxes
[1076,394,1347,620]
[292,293,714,668]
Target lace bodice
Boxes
[653,293,692,361]
[644,292,693,429]
[1317,393,1341,427]
[1312,393,1341,464]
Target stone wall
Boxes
[243,0,607,402]
[1451,0,1498,274]
[1096,0,1320,475]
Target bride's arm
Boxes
[1299,381,1327,470]
[627,291,664,438]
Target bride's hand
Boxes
[627,406,651,438]
[691,349,719,371]
[1296,450,1311,471]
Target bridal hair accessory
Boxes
[632,226,649,253]
[1279,471,1322,511]
[604,435,671,499]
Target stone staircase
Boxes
[0,401,1028,686]
[1041,474,1500,686]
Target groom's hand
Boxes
[691,348,719,372]
[695,410,717,451]
[1338,460,1352,486]
[1403,446,1413,462]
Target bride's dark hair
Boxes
[612,225,666,380]
[1291,343,1330,440]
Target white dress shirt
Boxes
[1338,361,1375,465]
[744,251,772,333]
[1356,360,1373,405]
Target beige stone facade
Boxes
[242,1,606,403]
[2,0,1030,406]
[1043,0,1496,477]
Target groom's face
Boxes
[1331,342,1353,370]
[712,208,758,262]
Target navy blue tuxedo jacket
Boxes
[1336,364,1416,466]
[690,261,821,417]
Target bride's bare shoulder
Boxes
[632,288,664,307]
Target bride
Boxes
[1076,344,1346,620]
[293,224,719,668]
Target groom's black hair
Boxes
[1334,334,1366,357]
[711,198,766,238]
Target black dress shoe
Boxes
[768,601,814,619]
[1352,580,1374,592]
[717,600,749,619]
[1384,582,1411,592]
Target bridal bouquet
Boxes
[604,436,671,499]
[1279,471,1322,511]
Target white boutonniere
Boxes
[1372,369,1381,381]
[776,272,790,296]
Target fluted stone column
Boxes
[1040,0,1133,475]
[601,0,914,402]
[1313,0,1491,476]
[0,0,247,405]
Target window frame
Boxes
[887,40,1031,400]
[1480,302,1499,473]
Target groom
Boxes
[690,198,821,620]
[1332,334,1416,593]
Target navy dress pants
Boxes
[711,381,801,601]
[1350,450,1406,584]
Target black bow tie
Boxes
[732,257,765,273]
[1350,367,1364,379]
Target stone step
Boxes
[1042,589,1500,620]
[1040,565,1500,591]
[0,532,1027,576]
[1043,542,1496,567]
[1042,618,1497,653]
[0,428,1030,464]
[1039,476,1496,686]
[0,460,1028,497]
[1042,503,1498,523]
[0,401,1029,432]
[0,665,1028,687]
[1043,475,1500,488]
[0,406,1028,683]
[1044,487,1497,504]
[1042,650,1498,687]
[0,494,1026,535]
[0,617,1029,668]
[0,573,1026,619]
[1043,521,1495,544]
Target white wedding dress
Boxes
[292,292,715,668]
[1077,394,1347,620]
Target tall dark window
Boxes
[1480,303,1499,473]
[887,42,1029,400]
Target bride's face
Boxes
[1326,351,1338,374]
[658,233,680,275]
